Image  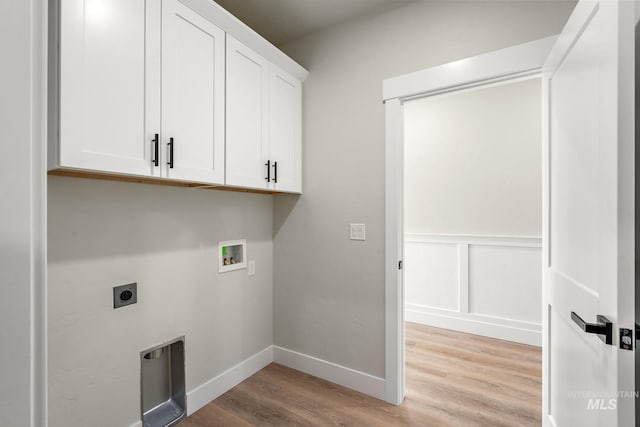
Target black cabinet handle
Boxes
[265,160,271,182]
[167,137,174,169]
[570,311,613,345]
[152,133,159,167]
[273,161,278,183]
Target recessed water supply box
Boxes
[218,239,246,272]
[141,338,185,427]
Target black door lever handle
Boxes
[571,312,613,345]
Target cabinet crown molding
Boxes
[181,0,308,82]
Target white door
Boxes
[162,0,225,185]
[543,1,635,426]
[225,35,269,190]
[59,0,157,176]
[268,64,302,193]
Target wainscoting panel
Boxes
[469,244,541,323]
[404,241,459,311]
[405,234,542,346]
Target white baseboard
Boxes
[406,307,541,346]
[186,346,274,416]
[273,346,386,400]
[128,422,142,427]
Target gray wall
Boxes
[48,177,273,427]
[274,0,575,378]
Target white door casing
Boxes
[542,1,635,426]
[384,97,405,405]
[162,0,226,185]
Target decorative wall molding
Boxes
[405,233,542,346]
[405,233,542,246]
[406,305,541,346]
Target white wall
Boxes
[404,77,542,236]
[0,0,47,426]
[275,0,574,380]
[48,177,273,427]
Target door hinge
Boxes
[398,260,403,270]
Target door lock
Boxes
[620,328,633,350]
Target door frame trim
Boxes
[382,35,556,405]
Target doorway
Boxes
[383,36,556,405]
[403,76,542,345]
[401,73,544,423]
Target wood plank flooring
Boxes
[180,322,541,426]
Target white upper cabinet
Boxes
[268,65,302,193]
[55,0,225,185]
[225,35,269,190]
[56,0,157,176]
[226,37,303,193]
[52,0,306,192]
[162,0,225,184]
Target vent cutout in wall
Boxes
[141,337,185,427]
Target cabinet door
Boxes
[268,65,302,193]
[162,0,225,184]
[225,35,269,190]
[58,0,158,176]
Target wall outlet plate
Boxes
[113,283,137,309]
[350,223,366,241]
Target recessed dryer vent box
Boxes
[218,239,246,273]
[141,338,185,427]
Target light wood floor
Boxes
[180,323,541,426]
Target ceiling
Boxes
[213,0,414,46]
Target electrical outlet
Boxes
[248,260,256,276]
[113,283,137,309]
